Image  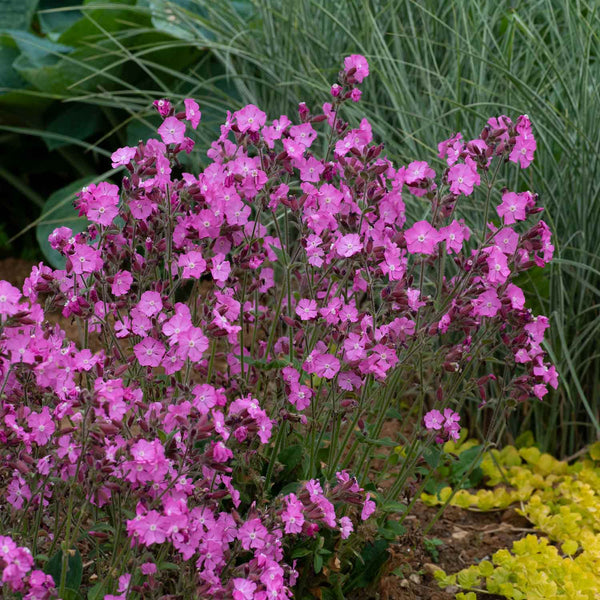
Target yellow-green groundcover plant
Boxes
[424,438,600,599]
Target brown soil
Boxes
[372,502,530,600]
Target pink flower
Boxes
[336,233,363,258]
[137,510,168,546]
[313,353,340,379]
[70,244,102,275]
[289,123,317,149]
[238,518,268,550]
[134,337,166,367]
[361,493,376,520]
[496,191,528,224]
[177,327,209,362]
[296,298,318,321]
[178,251,206,279]
[472,289,501,317]
[234,104,266,133]
[344,54,369,83]
[158,116,186,144]
[505,283,525,309]
[282,494,305,534]
[184,98,201,129]
[485,246,510,284]
[509,116,536,168]
[0,280,22,316]
[438,132,463,166]
[496,227,519,255]
[447,159,480,196]
[211,255,231,286]
[339,516,353,539]
[232,578,257,600]
[350,88,362,102]
[111,270,133,296]
[441,220,469,254]
[405,221,440,255]
[111,146,136,168]
[288,384,312,411]
[137,291,163,317]
[27,407,55,446]
[424,409,444,430]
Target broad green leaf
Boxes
[37,0,83,40]
[0,0,38,31]
[278,444,303,472]
[43,103,102,150]
[0,33,27,91]
[36,177,91,268]
[344,539,389,592]
[87,582,106,600]
[44,548,83,592]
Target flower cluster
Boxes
[0,536,55,599]
[0,54,556,598]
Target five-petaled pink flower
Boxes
[405,220,440,255]
[158,116,186,144]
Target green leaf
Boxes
[378,519,405,541]
[0,0,39,31]
[37,0,83,40]
[44,548,83,592]
[0,33,27,91]
[87,582,106,600]
[313,552,323,574]
[291,547,312,559]
[36,177,91,268]
[278,444,303,472]
[145,0,206,42]
[62,588,83,600]
[515,430,536,449]
[43,103,102,151]
[344,539,389,592]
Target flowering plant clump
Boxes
[0,55,556,598]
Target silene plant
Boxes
[0,54,556,599]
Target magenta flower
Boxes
[296,298,318,321]
[178,251,206,279]
[505,283,526,309]
[111,146,136,168]
[496,191,528,224]
[234,104,267,133]
[447,159,480,196]
[343,54,369,83]
[184,98,201,129]
[485,246,511,284]
[134,337,166,367]
[137,291,163,317]
[232,578,257,600]
[158,116,186,144]
[361,493,376,520]
[313,353,340,379]
[424,409,444,430]
[496,227,519,255]
[0,281,21,316]
[336,233,363,258]
[441,220,469,254]
[405,220,440,255]
[472,289,501,317]
[111,270,133,296]
[70,244,102,275]
[27,407,55,446]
